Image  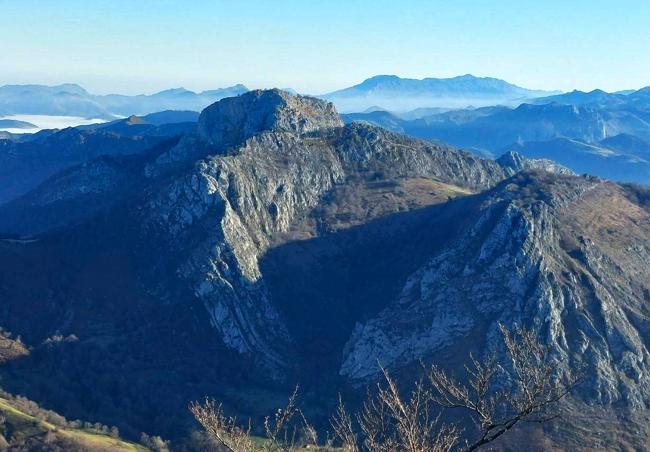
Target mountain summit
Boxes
[198,89,342,148]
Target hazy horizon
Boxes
[4,0,650,95]
[0,73,645,99]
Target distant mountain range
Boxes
[343,85,650,183]
[320,74,557,112]
[0,119,36,129]
[0,75,556,120]
[531,87,650,107]
[5,78,650,186]
[0,83,248,120]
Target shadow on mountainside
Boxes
[260,192,487,386]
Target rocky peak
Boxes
[498,150,575,176]
[197,89,343,150]
[496,150,528,169]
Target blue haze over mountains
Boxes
[0,83,248,119]
[319,74,558,112]
[336,81,650,185]
[3,74,650,187]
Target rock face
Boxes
[1,89,649,446]
[497,150,575,175]
[140,89,509,370]
[197,89,343,149]
[341,171,650,410]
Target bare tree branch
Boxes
[192,325,579,452]
[428,324,581,451]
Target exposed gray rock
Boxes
[145,131,345,367]
[197,89,342,150]
[140,90,516,370]
[497,150,575,176]
[340,172,650,411]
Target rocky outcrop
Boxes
[340,171,650,410]
[197,89,342,150]
[141,90,537,370]
[497,149,575,176]
[142,92,348,367]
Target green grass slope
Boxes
[0,396,147,451]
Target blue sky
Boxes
[3,0,650,94]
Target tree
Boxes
[189,398,256,452]
[427,324,580,451]
[189,386,317,452]
[191,325,579,451]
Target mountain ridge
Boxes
[0,83,249,119]
[321,74,557,112]
[0,90,649,448]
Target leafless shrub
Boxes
[332,370,458,452]
[193,325,578,452]
[190,385,318,452]
[330,395,358,452]
[262,385,300,450]
[428,324,581,451]
[140,432,171,451]
[189,398,256,452]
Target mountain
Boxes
[340,171,650,448]
[0,89,540,438]
[532,89,627,107]
[341,110,408,134]
[0,89,649,448]
[133,110,200,125]
[0,84,113,119]
[0,391,147,451]
[532,87,650,108]
[0,119,37,129]
[409,102,650,152]
[321,74,556,112]
[98,84,248,117]
[396,106,451,120]
[601,133,650,158]
[343,91,650,182]
[0,150,164,234]
[0,83,248,119]
[78,110,199,137]
[0,114,195,205]
[503,137,650,184]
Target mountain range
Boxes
[320,74,556,112]
[0,119,36,129]
[0,111,197,206]
[0,75,555,121]
[0,83,248,120]
[0,89,649,448]
[343,86,650,184]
